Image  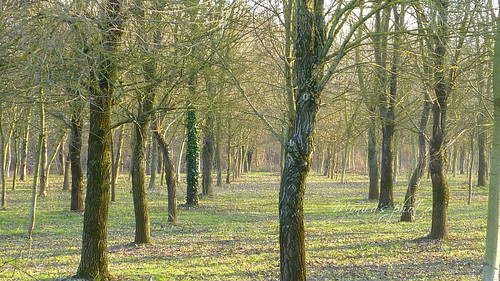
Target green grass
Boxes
[0,173,487,280]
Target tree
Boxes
[483,1,500,279]
[428,0,450,240]
[186,107,199,206]
[77,0,124,279]
[202,111,215,197]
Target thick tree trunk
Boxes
[483,6,500,278]
[153,130,177,223]
[428,0,450,240]
[70,103,84,212]
[77,0,122,279]
[186,108,199,206]
[202,112,215,197]
[131,119,151,244]
[376,5,396,210]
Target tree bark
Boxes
[19,110,31,181]
[38,122,48,197]
[428,0,450,240]
[401,93,431,222]
[376,5,395,210]
[77,0,122,279]
[111,126,124,202]
[477,120,487,186]
[279,0,324,279]
[186,107,199,206]
[202,111,215,197]
[483,3,500,277]
[11,137,19,191]
[148,135,158,189]
[70,102,84,212]
[153,130,177,223]
[215,115,222,187]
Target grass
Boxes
[0,172,487,280]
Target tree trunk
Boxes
[62,153,70,191]
[148,135,158,189]
[38,123,48,197]
[483,5,500,277]
[279,0,324,279]
[367,122,379,199]
[401,93,431,222]
[226,124,231,184]
[429,0,450,240]
[376,5,395,210]
[468,134,474,205]
[215,116,222,187]
[176,135,185,184]
[28,98,45,239]
[0,107,6,209]
[186,107,199,206]
[19,110,31,181]
[77,0,122,279]
[153,130,177,223]
[202,111,215,197]
[70,102,84,212]
[459,147,465,174]
[478,121,487,186]
[111,126,124,202]
[11,137,18,191]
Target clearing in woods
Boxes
[0,173,486,280]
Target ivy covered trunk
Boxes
[279,0,323,279]
[202,111,215,197]
[70,101,84,212]
[429,0,449,240]
[186,108,199,206]
[77,0,122,279]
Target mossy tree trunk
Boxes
[186,107,199,206]
[76,0,123,279]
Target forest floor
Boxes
[0,172,487,280]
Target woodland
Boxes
[1,0,500,280]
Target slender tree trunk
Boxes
[176,135,185,184]
[148,135,158,189]
[202,111,215,197]
[215,116,222,187]
[459,147,465,174]
[226,126,231,184]
[62,154,70,191]
[401,93,431,222]
[77,1,122,278]
[38,123,47,197]
[111,126,123,202]
[368,121,379,199]
[478,121,487,186]
[11,137,18,191]
[28,98,45,239]
[0,107,6,210]
[153,130,177,223]
[468,134,474,205]
[70,102,84,212]
[19,110,31,181]
[186,107,199,206]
